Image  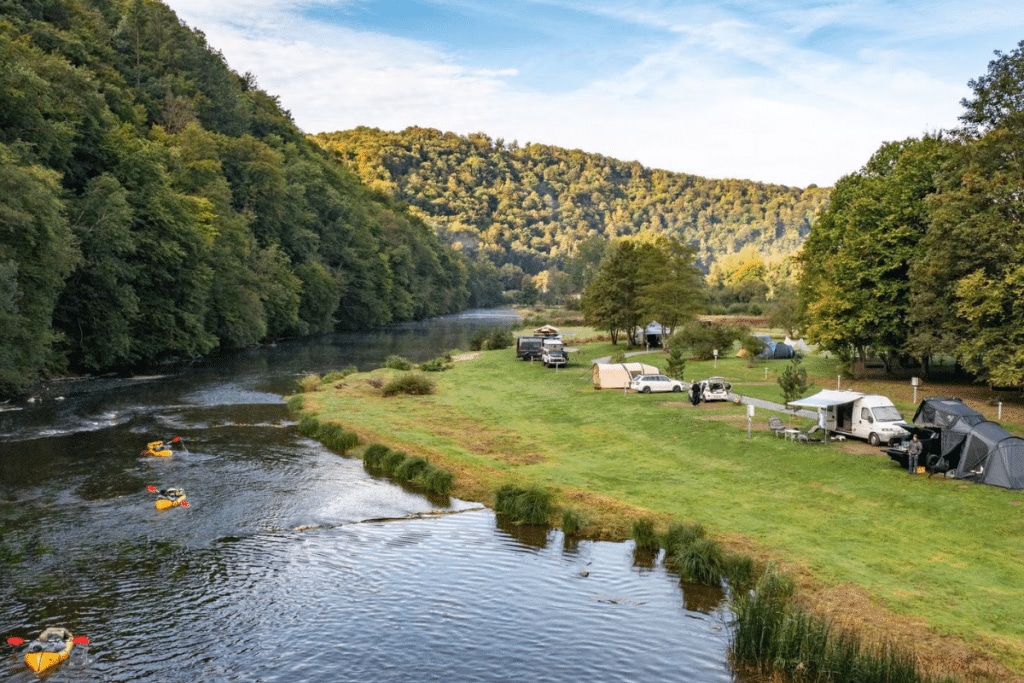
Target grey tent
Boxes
[771,342,795,359]
[953,421,1024,489]
[911,397,985,469]
[912,397,1024,489]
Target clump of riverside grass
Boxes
[323,366,358,383]
[361,443,453,495]
[297,416,359,454]
[381,373,436,396]
[631,517,660,551]
[560,508,585,537]
[731,565,955,683]
[494,485,551,525]
[296,374,322,392]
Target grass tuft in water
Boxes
[631,517,659,551]
[297,416,359,454]
[561,508,585,537]
[361,444,455,495]
[297,374,322,392]
[494,485,552,525]
[413,466,454,495]
[661,521,705,551]
[362,443,390,468]
[723,552,757,594]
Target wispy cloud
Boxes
[163,0,1022,186]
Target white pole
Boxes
[837,375,841,389]
[999,402,1003,421]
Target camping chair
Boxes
[768,416,786,438]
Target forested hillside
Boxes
[313,127,831,285]
[0,0,470,395]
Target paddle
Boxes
[6,635,89,646]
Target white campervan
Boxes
[789,390,910,446]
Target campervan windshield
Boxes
[872,406,902,422]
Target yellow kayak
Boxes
[150,486,189,509]
[22,628,74,673]
[142,439,173,457]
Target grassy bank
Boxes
[296,342,1024,681]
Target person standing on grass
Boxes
[907,433,923,474]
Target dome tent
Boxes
[912,397,1024,489]
[954,421,1024,489]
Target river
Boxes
[0,310,737,682]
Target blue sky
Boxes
[164,0,1024,187]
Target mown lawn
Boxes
[301,342,1024,681]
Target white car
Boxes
[699,376,733,401]
[630,374,685,394]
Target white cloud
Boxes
[163,0,998,186]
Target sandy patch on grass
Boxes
[452,352,482,362]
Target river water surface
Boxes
[0,310,737,682]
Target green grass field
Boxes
[301,341,1024,680]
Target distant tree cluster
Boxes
[581,235,705,345]
[798,40,1024,386]
[0,0,473,395]
[312,127,829,301]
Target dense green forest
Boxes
[798,40,1024,386]
[0,0,473,395]
[313,128,830,296]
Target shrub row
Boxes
[297,416,359,454]
[362,443,454,495]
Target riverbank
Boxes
[296,340,1024,681]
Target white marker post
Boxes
[911,376,920,404]
[747,403,755,440]
[713,348,719,369]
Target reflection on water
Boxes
[0,310,738,681]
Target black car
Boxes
[884,424,945,471]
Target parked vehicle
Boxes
[698,376,732,402]
[541,339,567,368]
[630,374,685,394]
[515,336,545,361]
[788,390,910,446]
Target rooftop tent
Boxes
[591,362,660,390]
[912,397,985,466]
[534,325,561,337]
[787,389,864,409]
[953,420,1024,489]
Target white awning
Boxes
[787,389,864,409]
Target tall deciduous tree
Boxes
[798,136,948,370]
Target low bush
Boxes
[418,354,452,372]
[383,355,413,370]
[381,373,436,396]
[287,395,304,412]
[470,327,514,351]
[494,485,551,525]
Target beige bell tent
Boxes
[592,362,660,389]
